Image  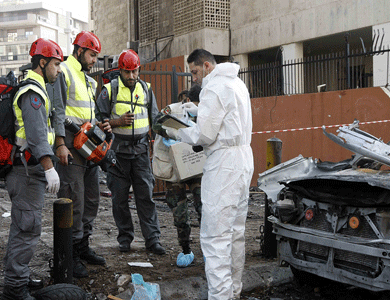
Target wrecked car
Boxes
[258,120,390,292]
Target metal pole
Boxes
[53,198,73,283]
[345,33,351,89]
[263,137,282,258]
[103,55,109,70]
[171,65,179,103]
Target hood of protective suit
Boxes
[178,62,252,158]
[202,63,240,88]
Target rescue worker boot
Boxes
[147,242,166,255]
[27,276,44,290]
[73,244,88,278]
[1,285,36,300]
[79,237,106,265]
[182,243,192,255]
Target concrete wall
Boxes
[172,28,230,57]
[250,86,390,186]
[230,0,390,55]
[92,0,128,56]
[159,0,174,38]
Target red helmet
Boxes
[118,49,141,70]
[73,31,101,53]
[29,38,64,61]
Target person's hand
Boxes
[99,118,112,132]
[163,126,180,140]
[181,102,198,116]
[120,112,135,126]
[44,167,60,194]
[56,144,72,166]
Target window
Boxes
[7,31,17,42]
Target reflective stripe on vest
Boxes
[13,70,55,148]
[61,55,96,125]
[105,78,150,136]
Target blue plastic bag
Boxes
[131,273,161,300]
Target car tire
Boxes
[32,283,87,300]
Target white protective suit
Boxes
[178,62,254,300]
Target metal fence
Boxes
[90,63,191,107]
[239,48,390,98]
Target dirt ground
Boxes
[0,175,266,299]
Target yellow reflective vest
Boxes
[61,55,97,125]
[104,77,151,137]
[13,70,55,148]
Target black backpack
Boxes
[0,71,18,179]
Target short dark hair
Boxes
[187,49,216,66]
[73,44,81,56]
[31,55,46,70]
[188,84,202,103]
[178,90,189,102]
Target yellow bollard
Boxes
[266,137,282,170]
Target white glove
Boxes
[181,102,198,116]
[164,127,180,140]
[44,167,60,194]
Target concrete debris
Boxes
[95,293,107,300]
[117,274,131,287]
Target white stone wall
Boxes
[373,22,390,87]
[282,42,304,94]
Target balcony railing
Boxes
[0,54,29,62]
[0,35,32,42]
[0,14,27,22]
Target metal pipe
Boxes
[53,198,73,283]
[263,137,282,258]
[345,33,351,89]
[127,0,131,47]
[172,65,178,103]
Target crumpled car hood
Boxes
[258,120,390,206]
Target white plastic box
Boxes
[169,142,206,181]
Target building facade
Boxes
[90,0,390,96]
[90,0,231,63]
[0,0,88,77]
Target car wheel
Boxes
[32,283,87,300]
